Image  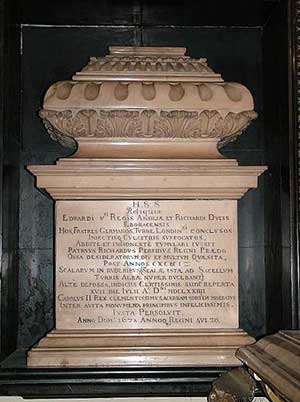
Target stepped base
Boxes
[27,328,255,368]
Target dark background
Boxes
[0,0,298,396]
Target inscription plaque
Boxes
[56,200,238,330]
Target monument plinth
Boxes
[27,47,266,367]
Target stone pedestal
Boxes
[27,158,265,367]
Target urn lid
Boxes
[40,46,257,159]
[73,46,223,82]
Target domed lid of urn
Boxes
[42,46,254,114]
[73,46,223,83]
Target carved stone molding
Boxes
[80,46,215,76]
[40,108,257,149]
[27,158,266,200]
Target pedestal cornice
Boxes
[27,158,267,200]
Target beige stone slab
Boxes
[27,329,254,368]
[27,159,267,200]
[55,200,238,331]
[57,157,240,168]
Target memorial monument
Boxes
[27,46,266,367]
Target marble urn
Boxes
[40,46,257,159]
